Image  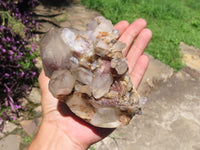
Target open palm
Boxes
[37,19,152,149]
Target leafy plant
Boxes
[22,135,34,145]
[89,146,96,150]
[0,0,39,131]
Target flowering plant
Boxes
[0,0,39,131]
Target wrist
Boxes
[29,119,87,150]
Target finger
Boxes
[130,55,149,89]
[114,20,129,36]
[118,18,147,56]
[39,68,58,115]
[39,68,50,94]
[127,28,152,73]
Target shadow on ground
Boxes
[39,0,73,7]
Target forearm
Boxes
[29,120,86,150]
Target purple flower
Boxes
[32,72,36,76]
[1,1,6,7]
[31,48,34,52]
[12,116,16,121]
[6,37,11,41]
[14,105,21,109]
[9,50,14,55]
[2,38,6,42]
[4,73,10,77]
[19,52,23,56]
[16,55,20,60]
[2,49,6,53]
[26,27,29,31]
[25,73,30,77]
[20,71,25,77]
[32,59,36,63]
[12,46,17,51]
[0,25,6,31]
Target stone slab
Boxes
[34,105,42,114]
[0,133,4,139]
[62,4,100,30]
[92,70,200,150]
[138,54,174,96]
[180,42,200,72]
[34,117,42,127]
[18,97,29,108]
[3,121,17,133]
[0,122,17,138]
[20,120,38,136]
[0,135,21,150]
[27,88,41,104]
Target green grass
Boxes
[22,135,33,145]
[18,129,34,149]
[89,146,96,150]
[81,0,200,70]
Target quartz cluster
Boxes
[40,16,141,128]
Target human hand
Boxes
[29,19,152,150]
